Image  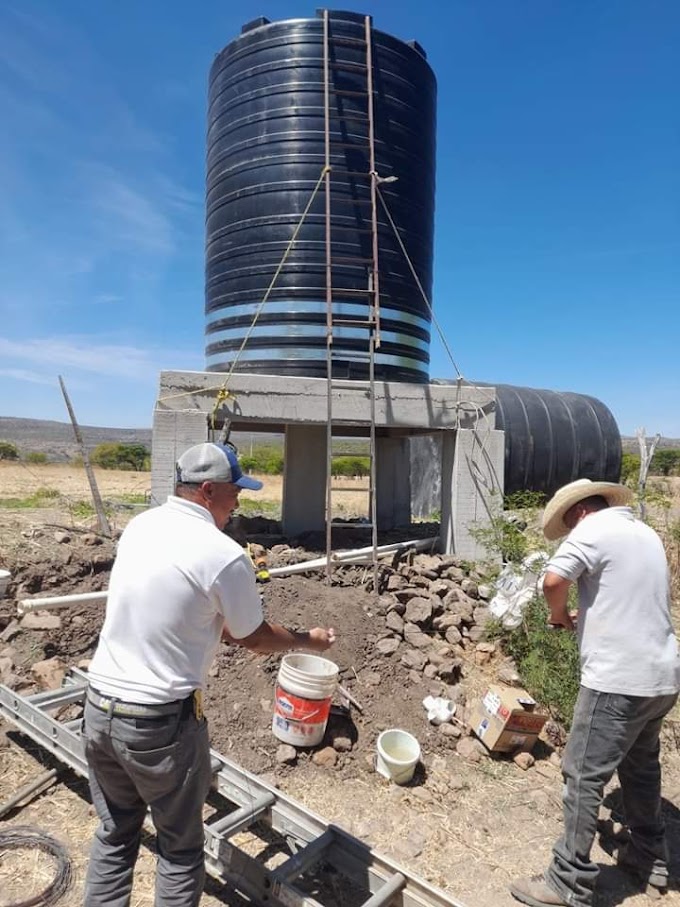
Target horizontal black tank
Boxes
[493,384,622,496]
[422,381,622,500]
[205,10,436,382]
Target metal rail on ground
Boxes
[0,668,466,907]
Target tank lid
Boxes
[241,16,271,34]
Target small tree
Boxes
[0,441,18,460]
[650,449,680,477]
[90,442,150,471]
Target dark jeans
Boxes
[546,686,677,905]
[82,698,213,907]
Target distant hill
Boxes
[0,417,280,463]
[1,416,678,464]
[621,435,680,454]
[0,417,153,463]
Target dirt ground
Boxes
[2,464,680,907]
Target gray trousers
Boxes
[546,686,677,905]
[82,698,213,907]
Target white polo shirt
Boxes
[547,506,680,697]
[88,496,264,703]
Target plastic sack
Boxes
[489,551,549,629]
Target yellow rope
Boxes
[207,165,331,430]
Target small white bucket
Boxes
[272,653,339,747]
[0,570,10,600]
[376,729,421,784]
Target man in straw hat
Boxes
[511,479,679,907]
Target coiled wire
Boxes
[0,826,72,907]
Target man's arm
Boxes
[223,621,335,654]
[542,571,575,630]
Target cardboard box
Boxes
[468,685,548,754]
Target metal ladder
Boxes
[0,669,466,907]
[322,10,380,588]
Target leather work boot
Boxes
[510,875,568,907]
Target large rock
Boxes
[444,625,463,646]
[403,623,431,649]
[460,578,479,599]
[20,612,63,631]
[385,610,405,634]
[385,574,406,592]
[375,637,400,656]
[401,649,428,671]
[393,588,422,604]
[433,613,463,632]
[435,659,463,683]
[312,746,338,768]
[31,656,67,689]
[404,597,433,626]
[429,580,453,599]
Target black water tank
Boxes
[205,10,436,382]
[492,384,622,496]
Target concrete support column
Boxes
[440,429,505,560]
[376,436,411,529]
[282,424,327,537]
[151,409,208,506]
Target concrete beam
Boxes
[156,371,496,431]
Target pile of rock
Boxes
[367,553,495,680]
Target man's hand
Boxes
[543,571,575,631]
[307,627,336,651]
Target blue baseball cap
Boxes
[175,443,263,490]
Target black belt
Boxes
[87,687,194,719]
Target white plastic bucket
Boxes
[272,653,339,747]
[0,570,10,600]
[376,729,421,784]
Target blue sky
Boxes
[1,1,678,434]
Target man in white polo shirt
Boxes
[511,479,679,907]
[83,442,335,907]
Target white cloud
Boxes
[0,335,200,382]
[0,367,57,386]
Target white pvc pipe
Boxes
[267,537,436,577]
[17,537,437,612]
[18,591,108,615]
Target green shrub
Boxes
[240,451,283,475]
[620,452,640,484]
[490,595,581,728]
[332,456,370,477]
[90,443,150,471]
[25,452,48,464]
[0,441,18,460]
[650,449,680,477]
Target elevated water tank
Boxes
[205,10,436,382]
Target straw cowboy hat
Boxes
[542,479,633,541]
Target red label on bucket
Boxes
[274,685,332,724]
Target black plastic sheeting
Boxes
[205,10,436,382]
